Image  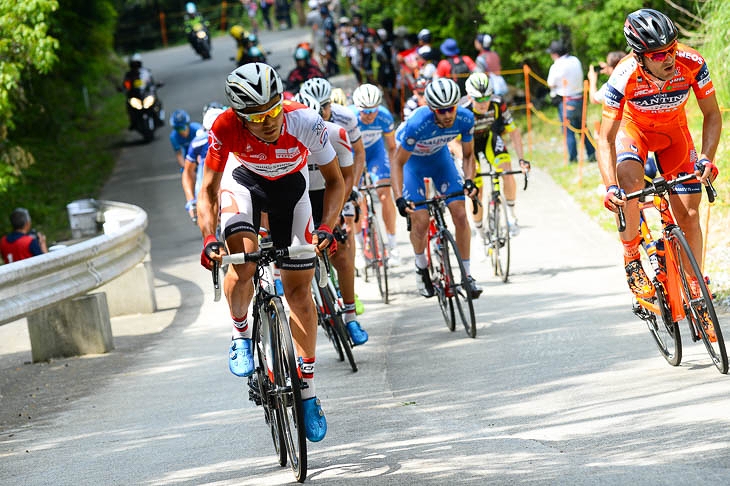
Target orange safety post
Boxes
[577,79,590,184]
[159,12,168,47]
[523,64,532,158]
[221,1,227,32]
[561,78,569,166]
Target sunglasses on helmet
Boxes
[238,100,283,123]
[646,42,677,62]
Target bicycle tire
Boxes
[645,281,682,366]
[320,282,358,372]
[668,227,728,374]
[254,313,287,466]
[441,229,477,338]
[368,207,390,304]
[429,232,456,331]
[314,280,345,362]
[269,298,308,481]
[487,197,511,282]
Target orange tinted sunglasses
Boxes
[239,100,283,123]
[646,42,677,62]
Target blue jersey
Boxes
[170,122,202,154]
[349,105,394,152]
[185,129,209,164]
[395,105,474,157]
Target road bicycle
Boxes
[212,241,319,482]
[617,172,727,374]
[311,253,358,372]
[409,183,478,338]
[475,152,529,283]
[358,176,391,304]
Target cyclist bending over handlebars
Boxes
[599,9,721,299]
[198,63,345,443]
[390,77,482,299]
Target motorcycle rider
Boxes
[122,53,163,131]
[285,46,325,94]
[184,2,210,57]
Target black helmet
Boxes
[624,8,678,53]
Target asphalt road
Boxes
[2,27,730,485]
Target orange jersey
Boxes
[601,43,715,128]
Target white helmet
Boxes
[225,63,283,111]
[465,72,493,99]
[292,92,321,114]
[203,108,225,130]
[352,83,382,108]
[186,2,197,14]
[299,77,332,104]
[424,78,460,109]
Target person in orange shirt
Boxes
[599,8,722,298]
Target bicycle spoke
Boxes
[430,234,455,331]
[442,230,477,338]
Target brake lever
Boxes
[212,261,221,302]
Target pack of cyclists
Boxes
[186,7,720,447]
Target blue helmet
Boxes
[170,109,190,129]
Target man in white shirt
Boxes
[546,40,596,163]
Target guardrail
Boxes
[0,200,150,327]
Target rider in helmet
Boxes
[454,72,529,239]
[391,77,483,299]
[285,46,325,93]
[169,109,202,169]
[197,63,346,443]
[122,53,163,129]
[183,2,208,48]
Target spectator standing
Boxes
[588,50,626,104]
[319,5,339,77]
[274,0,292,30]
[435,38,477,95]
[474,33,508,97]
[1,208,48,264]
[546,39,596,163]
[240,0,259,34]
[259,0,274,31]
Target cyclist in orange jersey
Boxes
[599,8,721,299]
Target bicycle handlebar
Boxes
[406,190,479,231]
[358,182,391,191]
[616,172,717,232]
[475,170,529,191]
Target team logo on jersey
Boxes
[406,137,416,146]
[208,130,222,151]
[275,147,302,159]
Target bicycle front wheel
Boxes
[269,298,308,482]
[441,229,477,338]
[429,233,455,331]
[668,227,727,374]
[367,211,390,304]
[320,283,357,372]
[489,197,511,282]
[254,317,286,466]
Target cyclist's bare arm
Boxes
[447,137,462,162]
[384,132,397,169]
[697,92,722,182]
[182,160,197,202]
[598,116,622,191]
[340,163,354,206]
[390,145,412,201]
[351,138,366,186]
[461,138,476,183]
[319,156,346,231]
[508,129,525,162]
[198,165,224,258]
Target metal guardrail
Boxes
[0,200,150,326]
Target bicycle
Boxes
[617,172,727,374]
[212,240,320,482]
[357,176,391,304]
[408,183,478,338]
[311,253,358,372]
[475,152,529,283]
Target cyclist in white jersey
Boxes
[198,63,345,443]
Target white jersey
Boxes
[329,102,362,144]
[309,120,353,191]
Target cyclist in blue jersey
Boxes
[182,102,226,222]
[169,109,202,169]
[349,83,401,266]
[391,78,482,298]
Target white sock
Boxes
[300,357,316,400]
[387,233,397,250]
[414,252,428,269]
[232,315,251,339]
[506,200,517,223]
[463,260,471,276]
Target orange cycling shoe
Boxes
[625,260,655,299]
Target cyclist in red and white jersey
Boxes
[198,63,345,443]
[599,9,721,299]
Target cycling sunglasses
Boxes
[238,100,283,123]
[646,42,677,62]
[431,105,457,115]
[360,106,379,114]
[473,96,491,103]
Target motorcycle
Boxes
[125,79,165,143]
[190,22,211,59]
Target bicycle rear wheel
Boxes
[489,197,511,282]
[367,210,390,304]
[668,227,728,374]
[441,229,477,338]
[269,298,307,482]
[644,281,682,366]
[320,283,357,372]
[313,276,345,362]
[429,233,455,331]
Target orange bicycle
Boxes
[618,172,727,374]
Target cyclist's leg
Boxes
[431,148,470,264]
[616,124,653,297]
[402,160,433,296]
[369,148,398,250]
